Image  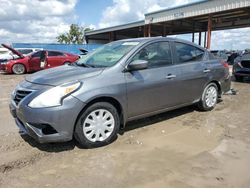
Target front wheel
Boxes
[197,83,218,111]
[74,102,120,148]
[12,64,26,74]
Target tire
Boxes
[64,61,71,65]
[74,102,120,148]
[197,83,218,111]
[235,75,243,82]
[12,64,26,74]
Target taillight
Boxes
[220,60,229,68]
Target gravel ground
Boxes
[0,72,250,188]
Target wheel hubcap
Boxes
[83,109,115,142]
[14,64,24,74]
[205,86,217,107]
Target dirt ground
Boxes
[0,72,250,188]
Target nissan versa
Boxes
[9,37,231,148]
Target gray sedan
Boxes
[9,37,231,148]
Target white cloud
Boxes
[98,0,199,28]
[0,0,78,43]
[211,28,250,50]
[98,0,250,50]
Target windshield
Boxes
[76,41,140,68]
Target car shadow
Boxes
[122,105,197,133]
[21,134,76,152]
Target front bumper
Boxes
[9,84,85,143]
[0,63,7,72]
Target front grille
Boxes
[241,60,250,68]
[14,90,32,105]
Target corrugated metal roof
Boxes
[145,0,250,24]
[85,0,250,37]
[144,0,208,16]
[85,20,144,36]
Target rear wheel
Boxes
[198,83,218,111]
[235,75,243,82]
[12,64,26,74]
[74,102,120,148]
[64,61,71,65]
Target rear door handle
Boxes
[203,69,211,73]
[166,74,176,79]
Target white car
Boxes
[0,45,42,62]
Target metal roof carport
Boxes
[85,0,250,49]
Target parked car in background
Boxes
[0,44,79,74]
[0,44,42,62]
[210,50,229,62]
[79,48,88,58]
[9,37,231,148]
[233,52,250,81]
[0,47,9,54]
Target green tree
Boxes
[57,24,92,44]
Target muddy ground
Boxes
[0,73,250,188]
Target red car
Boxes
[0,44,79,74]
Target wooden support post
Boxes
[85,36,89,44]
[144,25,147,37]
[204,31,207,48]
[207,15,212,49]
[163,24,167,37]
[109,32,113,42]
[192,32,195,43]
[148,24,151,37]
[198,32,202,46]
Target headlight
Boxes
[28,81,81,108]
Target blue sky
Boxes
[75,0,112,26]
[0,0,249,50]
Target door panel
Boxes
[173,42,210,103]
[125,66,182,118]
[29,51,42,71]
[175,62,210,103]
[125,41,183,118]
[47,51,65,68]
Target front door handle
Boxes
[166,74,176,79]
[203,69,211,73]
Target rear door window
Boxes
[175,42,205,63]
[31,51,42,58]
[131,41,173,68]
[18,49,33,54]
[48,51,64,57]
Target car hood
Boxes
[25,65,104,86]
[1,44,24,58]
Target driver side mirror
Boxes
[126,60,148,71]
